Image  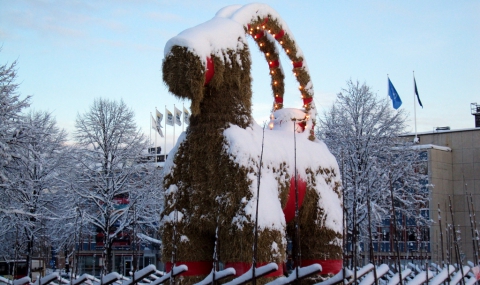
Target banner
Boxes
[183,107,190,125]
[388,78,402,109]
[414,77,423,108]
[151,114,164,137]
[166,108,174,126]
[174,106,182,126]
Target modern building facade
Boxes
[402,127,480,263]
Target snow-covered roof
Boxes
[402,127,480,136]
[412,144,452,152]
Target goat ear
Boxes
[162,46,205,114]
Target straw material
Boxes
[161,10,342,285]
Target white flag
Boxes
[152,113,164,137]
[174,106,182,126]
[183,107,190,125]
[166,108,174,126]
[156,110,164,128]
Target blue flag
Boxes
[388,78,402,109]
[414,77,423,108]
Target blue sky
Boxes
[1,0,479,152]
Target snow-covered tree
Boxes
[0,57,30,185]
[0,110,70,277]
[316,80,429,263]
[72,98,157,274]
[0,56,30,229]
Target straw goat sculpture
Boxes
[161,4,343,284]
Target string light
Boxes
[246,20,315,136]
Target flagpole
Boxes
[154,109,157,161]
[413,71,418,143]
[150,112,152,147]
[173,104,176,148]
[164,105,167,161]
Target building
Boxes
[402,127,480,263]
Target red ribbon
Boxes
[204,57,214,86]
[300,260,342,275]
[225,262,284,277]
[282,176,306,224]
[165,261,212,276]
[303,97,313,105]
[269,60,279,68]
[274,97,283,104]
[293,61,303,68]
[298,121,306,132]
[274,29,285,40]
[254,31,264,39]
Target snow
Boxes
[387,268,412,285]
[222,119,342,233]
[355,264,375,279]
[71,274,94,285]
[137,233,162,245]
[164,16,247,66]
[165,3,306,62]
[101,272,121,285]
[164,3,314,118]
[149,265,188,285]
[406,269,434,285]
[358,264,389,285]
[163,132,186,178]
[163,210,184,223]
[411,144,452,152]
[193,268,236,285]
[449,266,471,285]
[32,273,59,285]
[123,265,156,285]
[164,116,342,241]
[315,269,353,285]
[223,263,278,285]
[265,264,321,285]
[163,1,340,251]
[429,265,455,285]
